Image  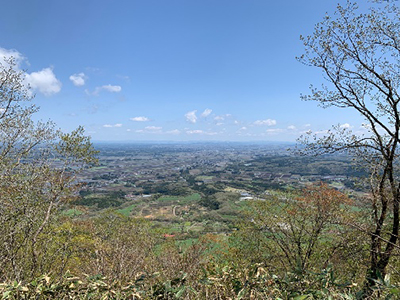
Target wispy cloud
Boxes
[136,126,163,133]
[265,128,284,134]
[314,130,329,135]
[187,130,203,134]
[69,72,87,86]
[185,110,197,123]
[87,84,122,96]
[130,116,149,122]
[103,123,122,128]
[145,126,162,131]
[340,123,352,129]
[117,74,130,82]
[166,129,181,135]
[214,114,232,122]
[186,130,218,136]
[101,84,121,93]
[254,119,277,126]
[201,108,212,118]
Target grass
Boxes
[62,208,84,217]
[175,237,198,250]
[117,204,137,216]
[196,176,213,181]
[157,193,201,204]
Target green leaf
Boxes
[2,291,11,299]
[389,288,400,295]
[293,295,312,300]
[175,286,186,298]
[237,288,247,300]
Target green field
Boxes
[157,193,201,204]
[195,175,213,181]
[62,208,84,217]
[116,204,137,216]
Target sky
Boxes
[0,0,367,142]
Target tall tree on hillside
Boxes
[0,58,97,281]
[298,0,400,292]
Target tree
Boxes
[238,184,358,276]
[85,211,158,283]
[0,58,97,281]
[298,0,400,292]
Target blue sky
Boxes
[0,0,365,142]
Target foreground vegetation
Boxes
[2,185,400,299]
[1,266,399,299]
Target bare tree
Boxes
[0,58,97,281]
[298,0,400,292]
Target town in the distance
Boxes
[68,142,367,239]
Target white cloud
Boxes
[0,47,62,97]
[69,72,87,86]
[136,126,162,134]
[214,114,232,121]
[340,123,353,129]
[239,127,247,131]
[25,68,62,96]
[103,123,122,128]
[361,123,371,130]
[254,119,277,126]
[0,47,25,67]
[314,129,329,134]
[201,108,212,118]
[287,125,296,130]
[101,84,121,92]
[145,126,162,131]
[185,110,197,123]
[91,84,122,95]
[186,130,218,136]
[187,130,205,134]
[130,116,149,122]
[266,128,284,134]
[166,129,181,135]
